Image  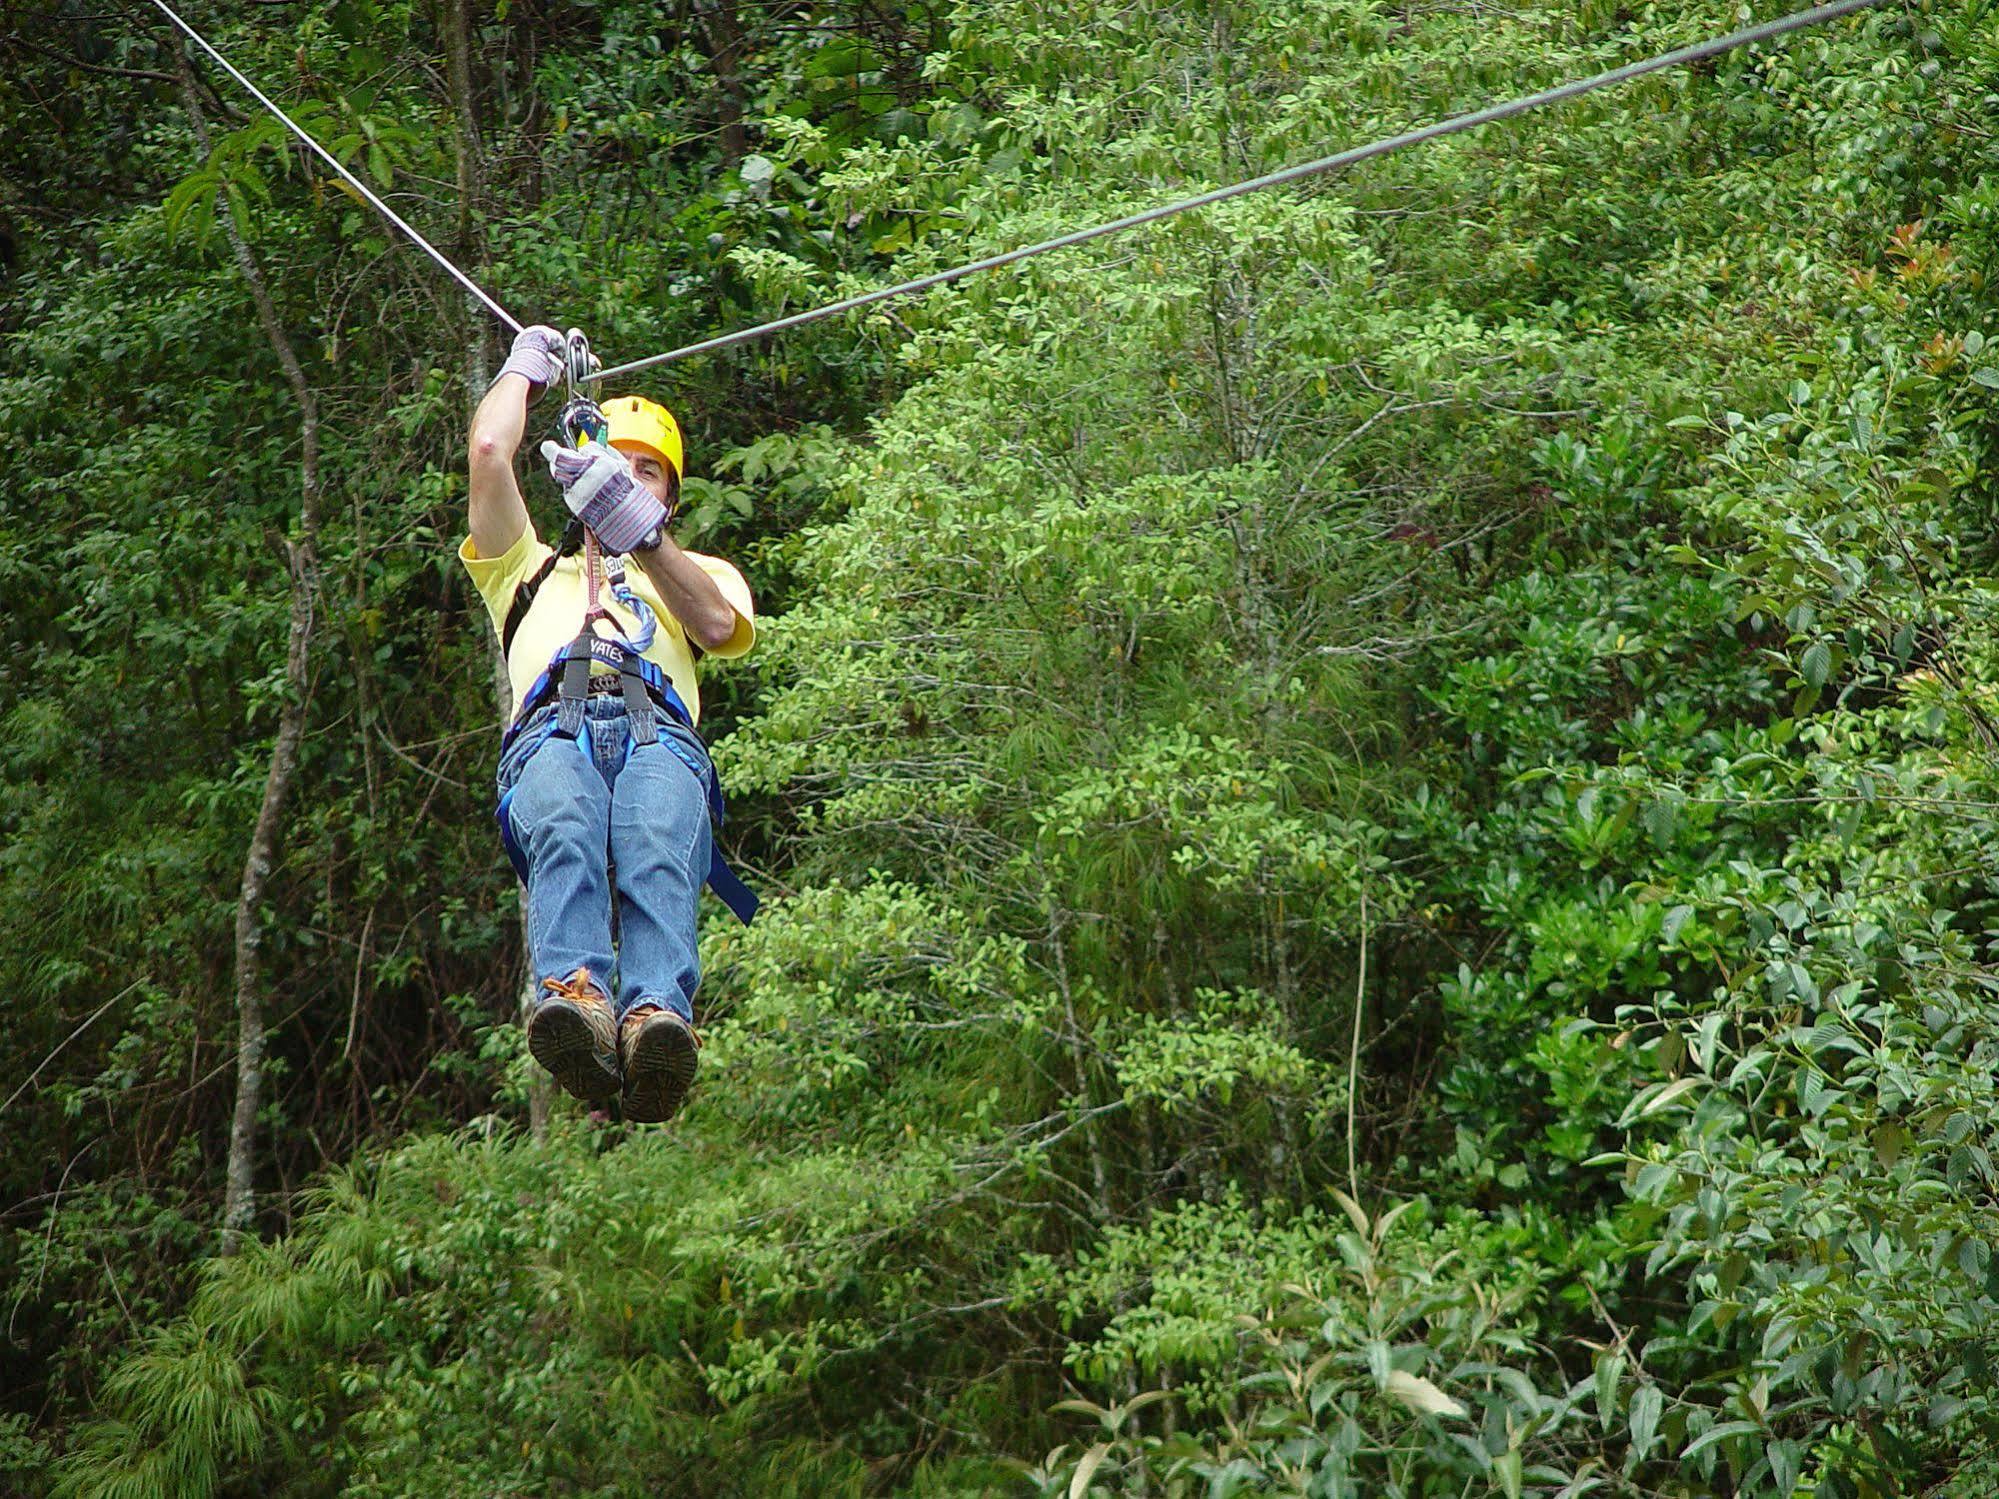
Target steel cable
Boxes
[151,0,525,334]
[150,0,1884,380]
[589,0,1885,383]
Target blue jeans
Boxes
[497,698,714,1025]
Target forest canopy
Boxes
[2,0,1997,1494]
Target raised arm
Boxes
[468,325,565,559]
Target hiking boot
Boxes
[619,1003,700,1124]
[527,968,621,1104]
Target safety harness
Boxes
[501,521,663,659]
[493,367,757,925]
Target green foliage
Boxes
[13,0,1999,1496]
[1029,1193,1590,1497]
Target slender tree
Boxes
[171,45,324,1256]
[695,0,751,166]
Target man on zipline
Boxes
[460,324,757,1122]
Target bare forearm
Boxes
[633,538,740,651]
[467,375,531,557]
[470,375,530,457]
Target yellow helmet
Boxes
[601,395,684,480]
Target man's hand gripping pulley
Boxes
[521,328,663,651]
[536,329,671,560]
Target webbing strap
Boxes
[621,660,658,747]
[554,633,595,739]
[506,634,695,752]
[495,635,755,923]
[706,857,760,925]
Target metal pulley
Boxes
[558,328,607,449]
[563,327,598,390]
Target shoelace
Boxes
[623,1004,703,1049]
[543,968,609,1010]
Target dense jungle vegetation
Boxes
[3,0,1998,1492]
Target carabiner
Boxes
[559,393,608,449]
[558,330,607,449]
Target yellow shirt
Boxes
[459,525,755,725]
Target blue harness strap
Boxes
[496,630,758,925]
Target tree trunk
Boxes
[695,0,750,166]
[1047,901,1111,1223]
[173,50,323,1256]
[442,0,484,285]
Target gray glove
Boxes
[494,324,566,402]
[540,439,668,555]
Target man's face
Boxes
[622,448,673,505]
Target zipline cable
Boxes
[150,0,525,335]
[153,0,1883,378]
[588,0,1884,384]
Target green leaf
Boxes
[1769,1439,1803,1494]
[1051,1399,1109,1421]
[739,154,776,200]
[225,180,253,243]
[1365,1339,1391,1389]
[1619,1076,1701,1127]
[1070,1441,1111,1498]
[1383,1369,1465,1419]
[1681,1420,1762,1459]
[1331,1188,1369,1236]
[1948,1144,1977,1189]
[1928,1394,1968,1427]
[162,172,218,241]
[1629,1385,1663,1459]
[1594,1352,1624,1433]
[1800,640,1832,688]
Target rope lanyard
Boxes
[158,0,1883,379]
[583,529,605,622]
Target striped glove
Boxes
[539,440,667,555]
[494,324,566,402]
